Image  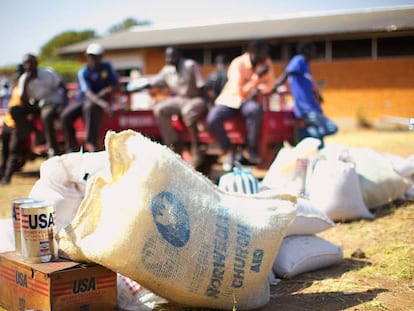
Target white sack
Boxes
[383,153,414,178]
[273,235,343,279]
[286,198,335,236]
[0,218,15,252]
[308,160,374,222]
[117,274,167,311]
[57,130,296,310]
[261,138,321,189]
[29,151,110,233]
[346,147,412,209]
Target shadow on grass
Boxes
[151,259,375,311]
[15,170,40,179]
[261,288,387,311]
[258,258,376,310]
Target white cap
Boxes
[86,43,104,55]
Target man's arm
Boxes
[273,71,289,92]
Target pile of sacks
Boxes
[217,136,413,280]
[257,137,413,279]
[261,137,413,221]
[1,132,413,310]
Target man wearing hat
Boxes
[61,43,119,152]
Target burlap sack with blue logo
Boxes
[57,130,295,310]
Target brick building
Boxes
[60,6,414,125]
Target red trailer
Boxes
[0,86,296,170]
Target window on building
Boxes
[269,43,282,61]
[211,46,243,64]
[285,41,325,60]
[377,36,414,57]
[314,41,326,59]
[182,48,204,64]
[332,39,371,59]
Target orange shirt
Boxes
[215,52,275,109]
[3,85,21,128]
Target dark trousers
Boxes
[61,100,104,152]
[0,124,27,181]
[9,102,60,152]
[206,100,263,153]
[40,103,60,152]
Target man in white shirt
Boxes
[18,54,67,157]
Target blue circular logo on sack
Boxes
[151,191,190,247]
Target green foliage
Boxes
[39,60,83,83]
[39,30,97,62]
[0,61,82,84]
[0,65,19,80]
[107,17,151,34]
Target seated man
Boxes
[61,43,119,152]
[150,46,208,168]
[206,40,276,171]
[18,54,67,157]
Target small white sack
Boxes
[308,159,374,222]
[286,198,335,236]
[117,274,167,311]
[273,235,343,279]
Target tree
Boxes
[39,30,97,62]
[107,17,151,34]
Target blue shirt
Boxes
[77,61,119,98]
[285,55,322,118]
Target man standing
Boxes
[151,46,207,168]
[274,41,338,148]
[18,54,67,157]
[207,40,275,171]
[61,43,119,152]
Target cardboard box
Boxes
[0,251,117,311]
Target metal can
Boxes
[11,198,38,255]
[20,201,57,263]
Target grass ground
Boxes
[0,128,413,310]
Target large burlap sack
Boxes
[29,151,110,233]
[308,159,374,222]
[57,130,296,310]
[346,147,412,209]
